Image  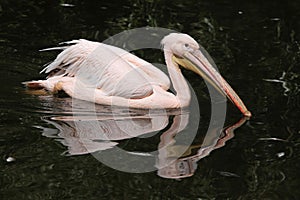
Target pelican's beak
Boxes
[172,50,251,117]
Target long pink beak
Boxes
[183,50,252,117]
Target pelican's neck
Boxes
[164,49,191,107]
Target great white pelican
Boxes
[25,33,251,117]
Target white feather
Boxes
[40,39,170,99]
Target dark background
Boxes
[0,0,299,199]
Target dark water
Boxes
[1,0,300,199]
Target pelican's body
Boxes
[25,33,251,116]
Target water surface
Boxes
[1,0,300,199]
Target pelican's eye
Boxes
[183,43,193,52]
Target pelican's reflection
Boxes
[38,98,248,179]
[157,116,248,179]
[41,108,182,155]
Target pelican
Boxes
[25,33,251,117]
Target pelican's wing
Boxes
[41,39,170,99]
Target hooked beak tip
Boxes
[243,110,252,117]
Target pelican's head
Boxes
[161,33,251,117]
